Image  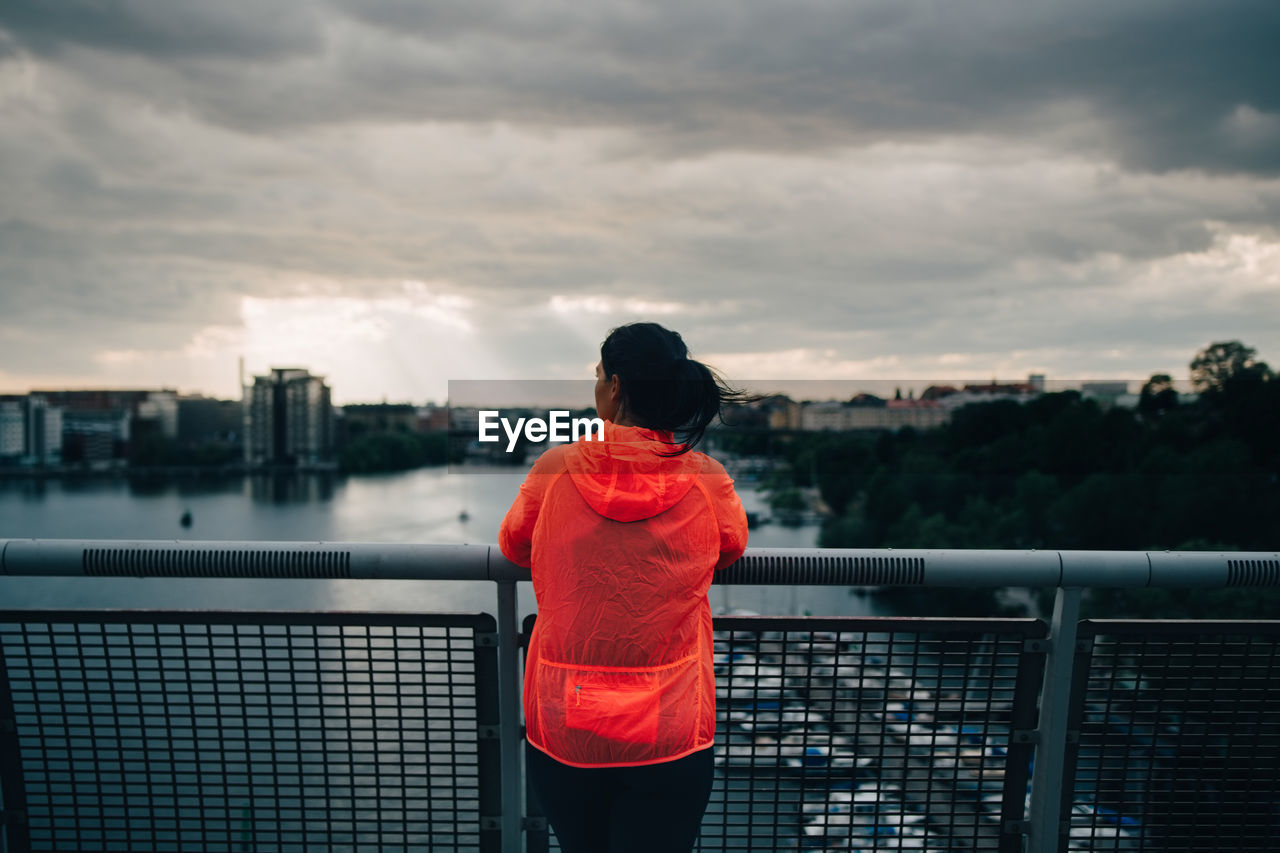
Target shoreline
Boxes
[0,463,347,480]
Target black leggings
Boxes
[525,743,715,853]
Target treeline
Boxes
[724,341,1279,618]
[127,433,240,468]
[338,430,450,474]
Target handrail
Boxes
[1,539,1277,587]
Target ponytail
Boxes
[600,323,752,455]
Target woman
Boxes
[499,322,749,852]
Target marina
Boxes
[707,619,1142,851]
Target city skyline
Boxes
[0,370,1179,412]
[0,344,1247,407]
[2,2,1278,405]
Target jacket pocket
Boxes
[564,674,662,746]
[537,654,699,749]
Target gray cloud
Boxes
[3,1,1277,173]
[0,0,323,60]
[1,1,1277,399]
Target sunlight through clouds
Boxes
[236,285,484,403]
[548,295,684,316]
[66,284,488,403]
[706,349,905,381]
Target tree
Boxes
[338,431,448,473]
[1190,341,1270,394]
[1138,373,1178,419]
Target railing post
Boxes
[495,580,524,853]
[1027,586,1082,853]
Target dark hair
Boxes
[600,322,750,454]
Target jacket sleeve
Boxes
[498,447,565,568]
[705,460,749,571]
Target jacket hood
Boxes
[562,422,704,522]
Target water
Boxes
[0,466,883,618]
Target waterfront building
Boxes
[176,395,243,448]
[61,409,129,465]
[37,390,178,466]
[134,391,179,439]
[9,390,185,466]
[0,397,24,459]
[342,403,420,436]
[0,395,65,465]
[24,395,63,465]
[243,368,334,467]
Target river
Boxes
[0,465,884,619]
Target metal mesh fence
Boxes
[1064,621,1280,853]
[524,615,1046,853]
[0,611,501,853]
[9,608,1276,853]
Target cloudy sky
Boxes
[1,1,1277,404]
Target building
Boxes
[924,376,1045,412]
[799,396,950,432]
[417,404,450,432]
[800,400,853,431]
[33,390,179,466]
[135,391,179,439]
[447,406,482,434]
[722,394,802,431]
[11,390,167,466]
[342,403,420,436]
[878,399,950,430]
[0,397,25,459]
[1,389,248,468]
[0,395,65,466]
[24,395,63,465]
[1081,381,1137,409]
[243,368,334,467]
[177,395,243,448]
[61,409,129,465]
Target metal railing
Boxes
[1,540,1278,853]
[0,611,500,853]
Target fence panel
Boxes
[1063,620,1280,852]
[524,614,1046,853]
[9,607,1279,852]
[0,610,501,853]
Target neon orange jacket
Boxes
[500,422,748,768]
